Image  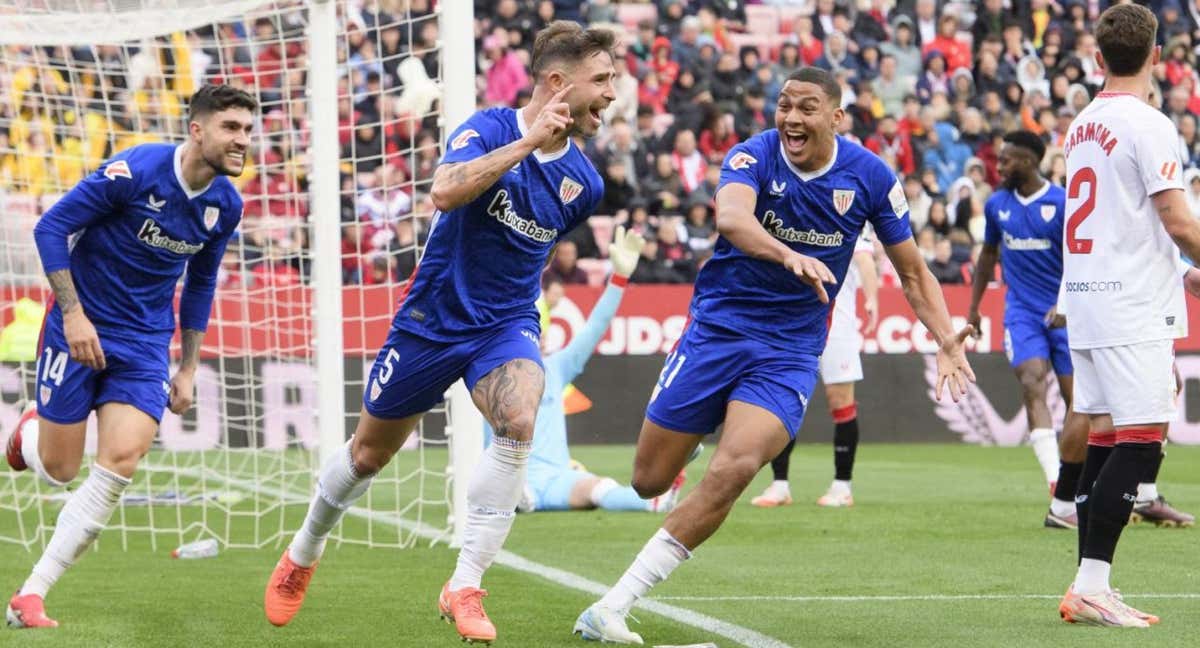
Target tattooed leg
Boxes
[470,359,544,442]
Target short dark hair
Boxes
[1003,129,1046,162]
[188,84,257,123]
[786,67,841,105]
[531,20,617,78]
[1095,4,1157,76]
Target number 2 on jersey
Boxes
[1066,167,1097,254]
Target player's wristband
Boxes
[609,274,629,288]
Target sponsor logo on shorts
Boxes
[369,379,382,402]
[761,211,844,247]
[520,329,540,345]
[486,190,557,243]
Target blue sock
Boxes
[598,486,652,511]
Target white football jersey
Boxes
[829,228,876,338]
[1061,92,1187,349]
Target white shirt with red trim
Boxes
[1061,91,1188,349]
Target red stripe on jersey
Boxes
[395,264,420,309]
[35,296,55,358]
[1088,429,1116,447]
[1115,427,1165,445]
[831,403,858,423]
[1096,91,1138,98]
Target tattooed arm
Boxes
[429,139,537,212]
[46,268,106,370]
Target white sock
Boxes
[20,463,129,597]
[589,477,620,506]
[830,479,852,493]
[19,417,66,489]
[1050,498,1076,518]
[1136,483,1158,503]
[288,438,373,567]
[771,480,790,492]
[1029,428,1060,483]
[1073,558,1111,596]
[448,437,531,591]
[597,528,691,614]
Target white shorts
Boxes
[1071,339,1177,427]
[821,304,862,384]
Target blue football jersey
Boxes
[33,143,243,343]
[983,183,1064,315]
[392,108,604,341]
[693,132,912,354]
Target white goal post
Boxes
[0,0,483,551]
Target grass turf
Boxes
[3,443,1200,647]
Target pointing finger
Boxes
[549,84,574,105]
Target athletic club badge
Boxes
[204,206,220,230]
[559,177,583,205]
[1041,204,1056,222]
[833,189,856,216]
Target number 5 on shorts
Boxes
[378,348,400,384]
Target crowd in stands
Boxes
[4,0,1200,290]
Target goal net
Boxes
[0,0,480,553]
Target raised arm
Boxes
[715,182,836,302]
[884,237,975,400]
[430,86,574,212]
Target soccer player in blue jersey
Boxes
[264,21,616,643]
[967,130,1092,529]
[499,228,685,514]
[574,67,975,644]
[3,84,255,629]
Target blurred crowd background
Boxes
[3,0,1200,293]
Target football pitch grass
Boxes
[4,443,1200,648]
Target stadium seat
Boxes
[745,5,780,37]
[778,4,814,34]
[617,3,658,32]
[589,215,615,259]
[727,32,770,61]
[576,258,611,287]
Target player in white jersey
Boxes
[750,231,878,508]
[1055,4,1200,628]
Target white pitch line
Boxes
[172,463,793,648]
[655,593,1200,603]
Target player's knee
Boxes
[96,446,144,479]
[496,411,536,442]
[703,458,760,502]
[1017,370,1047,399]
[41,455,82,484]
[631,471,672,499]
[350,444,392,477]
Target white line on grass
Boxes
[654,593,1200,603]
[169,463,793,648]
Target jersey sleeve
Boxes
[982,195,1001,246]
[178,201,242,332]
[716,137,768,192]
[441,111,500,165]
[32,156,137,273]
[1137,116,1187,196]
[868,170,912,246]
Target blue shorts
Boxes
[1004,308,1072,375]
[527,465,591,511]
[645,319,819,439]
[363,321,543,419]
[36,312,170,424]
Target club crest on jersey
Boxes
[204,206,220,230]
[559,177,584,205]
[832,189,855,216]
[450,129,479,151]
[728,152,757,170]
[103,160,132,181]
[1041,205,1055,222]
[40,385,51,406]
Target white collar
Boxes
[1014,179,1050,206]
[174,144,214,200]
[780,136,839,182]
[516,108,572,163]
